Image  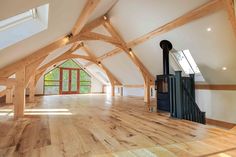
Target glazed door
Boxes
[60,68,79,94]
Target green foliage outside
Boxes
[44,59,91,94]
[60,59,80,68]
[80,70,91,81]
[80,86,90,93]
[45,68,60,81]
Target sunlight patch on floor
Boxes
[0,108,72,116]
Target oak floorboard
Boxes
[0,94,236,157]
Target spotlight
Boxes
[207,27,212,32]
[80,42,84,47]
[129,48,132,54]
[103,15,108,20]
[66,33,73,39]
[222,67,227,71]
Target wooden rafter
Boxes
[80,32,122,46]
[103,19,155,83]
[87,0,224,64]
[0,0,101,119]
[223,0,236,37]
[0,0,100,78]
[35,44,89,77]
[71,0,101,35]
[25,56,47,87]
[0,38,69,77]
[80,16,106,34]
[103,20,153,105]
[0,78,16,86]
[35,53,95,82]
[81,45,122,85]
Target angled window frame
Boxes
[171,49,205,82]
[0,9,37,32]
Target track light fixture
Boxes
[80,42,84,47]
[66,33,73,39]
[129,48,133,54]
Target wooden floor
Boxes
[0,94,236,157]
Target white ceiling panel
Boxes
[102,52,143,85]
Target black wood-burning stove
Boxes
[155,40,173,112]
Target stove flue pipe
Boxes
[160,40,173,75]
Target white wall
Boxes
[91,77,103,93]
[121,87,156,98]
[35,75,103,95]
[36,75,44,94]
[123,87,144,97]
[196,89,236,124]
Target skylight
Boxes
[0,4,49,50]
[172,49,205,82]
[172,49,200,74]
[0,9,37,31]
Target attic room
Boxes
[1,0,236,156]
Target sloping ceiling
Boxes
[0,0,236,85]
[0,0,116,68]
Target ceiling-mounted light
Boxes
[129,48,132,54]
[64,33,73,43]
[222,67,227,71]
[103,15,108,20]
[207,27,212,32]
[66,33,73,39]
[80,42,84,47]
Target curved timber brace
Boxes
[78,15,154,107]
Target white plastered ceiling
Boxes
[102,52,144,85]
[0,0,117,68]
[0,0,236,85]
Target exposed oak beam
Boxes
[223,0,236,37]
[0,78,16,86]
[80,16,106,34]
[35,53,95,85]
[103,20,155,83]
[36,44,82,75]
[71,0,101,35]
[0,0,100,78]
[91,0,223,63]
[0,38,69,77]
[81,45,122,85]
[80,32,122,46]
[14,68,25,119]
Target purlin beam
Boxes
[87,0,224,64]
[81,44,122,85]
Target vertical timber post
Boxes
[144,76,150,109]
[14,68,26,119]
[28,75,36,103]
[6,86,13,104]
[111,84,115,96]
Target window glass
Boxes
[44,59,91,94]
[172,49,204,81]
